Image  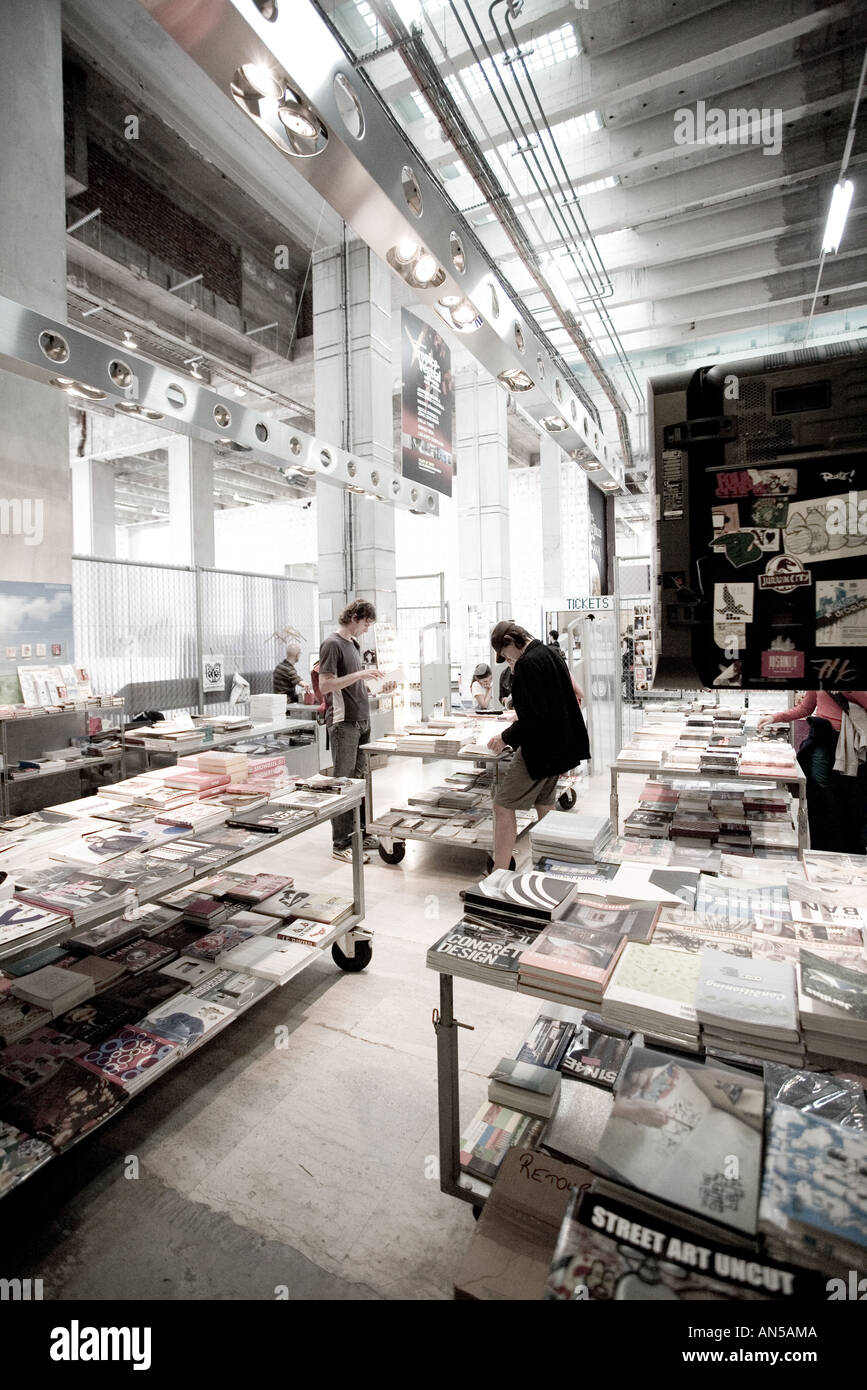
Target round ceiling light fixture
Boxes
[449,231,466,274]
[38,330,69,363]
[255,422,269,443]
[213,404,232,428]
[401,165,423,217]
[386,243,445,289]
[497,368,534,392]
[166,383,187,409]
[514,323,525,353]
[540,415,568,432]
[117,402,164,421]
[50,377,106,401]
[230,65,327,158]
[435,297,483,333]
[108,360,134,390]
[333,73,364,138]
[238,61,284,101]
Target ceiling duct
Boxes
[134,0,622,489]
[0,294,439,516]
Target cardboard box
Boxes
[454,1148,591,1301]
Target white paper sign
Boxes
[202,655,226,692]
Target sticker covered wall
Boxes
[650,347,867,689]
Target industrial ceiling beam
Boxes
[134,0,622,486]
[0,294,439,515]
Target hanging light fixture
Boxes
[821,179,855,254]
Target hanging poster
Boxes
[0,581,74,704]
[202,655,226,692]
[401,309,454,497]
[588,482,609,595]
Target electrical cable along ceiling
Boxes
[135,0,625,490]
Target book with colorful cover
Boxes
[15,869,133,924]
[102,938,178,975]
[459,1099,540,1182]
[77,1026,180,1093]
[0,900,67,951]
[594,1046,763,1235]
[139,997,233,1049]
[759,1104,867,1268]
[0,1120,52,1194]
[519,922,626,992]
[4,1058,128,1148]
[216,872,295,905]
[0,1026,88,1089]
[0,997,53,1046]
[254,888,353,925]
[559,1023,630,1088]
[185,925,255,962]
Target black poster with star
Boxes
[401,309,454,498]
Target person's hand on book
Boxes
[487,734,506,754]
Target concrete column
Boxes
[0,0,70,586]
[455,366,511,660]
[71,458,116,557]
[167,436,214,568]
[313,237,396,624]
[540,432,564,600]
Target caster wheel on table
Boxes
[331,938,373,972]
[558,787,577,811]
[485,855,516,873]
[378,841,406,864]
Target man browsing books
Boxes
[487,621,590,870]
[318,598,383,863]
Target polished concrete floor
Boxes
[2,756,618,1301]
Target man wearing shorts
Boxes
[487,620,590,869]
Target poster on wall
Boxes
[202,654,226,693]
[401,309,454,497]
[0,581,74,704]
[587,483,609,596]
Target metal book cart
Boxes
[427,952,570,1216]
[0,783,370,1197]
[360,739,538,870]
[0,703,128,819]
[609,761,809,855]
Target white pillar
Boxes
[167,436,214,568]
[0,0,70,586]
[540,432,564,600]
[455,366,511,660]
[313,237,396,624]
[71,458,116,557]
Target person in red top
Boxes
[758,691,867,854]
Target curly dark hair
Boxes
[338,598,377,625]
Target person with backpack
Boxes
[318,598,383,862]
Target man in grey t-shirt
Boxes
[318,598,382,862]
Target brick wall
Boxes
[76,141,242,307]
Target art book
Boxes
[255,888,353,925]
[158,956,222,987]
[0,997,53,1046]
[464,870,576,922]
[15,869,133,924]
[102,938,178,975]
[139,997,233,1049]
[594,1046,763,1235]
[78,1026,180,1093]
[0,1026,88,1089]
[516,1011,576,1069]
[0,901,67,950]
[459,1100,540,1182]
[216,935,312,983]
[4,1058,128,1148]
[519,921,625,997]
[545,1188,818,1302]
[559,1023,630,1088]
[799,952,867,1026]
[275,918,330,947]
[185,925,256,961]
[426,920,536,984]
[0,1119,52,1195]
[696,953,799,1042]
[186,969,271,1011]
[759,1104,867,1269]
[217,872,295,905]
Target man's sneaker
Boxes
[332,845,369,864]
[362,834,379,851]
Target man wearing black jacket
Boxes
[487,620,590,869]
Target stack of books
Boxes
[695,951,803,1064]
[426,919,537,988]
[462,869,577,928]
[10,964,95,1018]
[517,912,627,1007]
[15,869,134,927]
[529,810,613,862]
[602,942,702,1051]
[796,953,867,1064]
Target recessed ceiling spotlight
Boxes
[386,243,445,289]
[278,102,319,140]
[497,368,534,391]
[435,297,483,333]
[540,415,568,431]
[239,62,284,101]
